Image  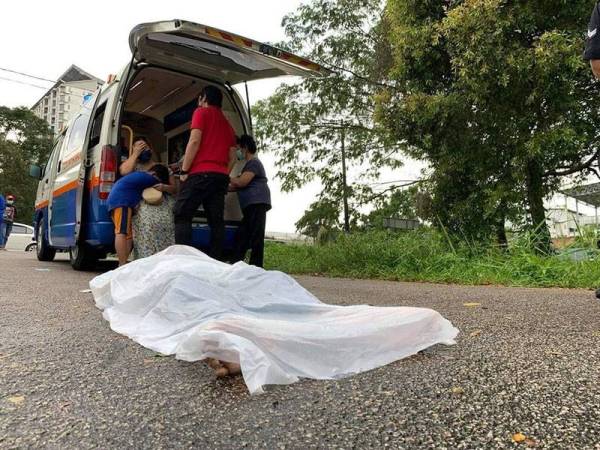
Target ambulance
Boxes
[30,20,327,270]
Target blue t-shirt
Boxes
[107,172,158,211]
[237,158,271,210]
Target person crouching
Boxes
[108,164,170,265]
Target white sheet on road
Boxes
[90,245,459,394]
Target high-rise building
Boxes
[32,65,103,134]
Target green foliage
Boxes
[0,106,53,222]
[295,197,341,238]
[253,0,403,228]
[264,230,600,288]
[363,186,418,229]
[377,0,600,249]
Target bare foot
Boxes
[205,358,241,377]
[222,362,241,376]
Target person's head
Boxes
[148,164,170,185]
[134,136,154,163]
[237,134,257,160]
[6,195,14,205]
[199,85,223,108]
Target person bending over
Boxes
[107,165,170,265]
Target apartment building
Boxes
[32,65,103,134]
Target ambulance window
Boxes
[65,114,89,156]
[89,102,106,148]
[45,135,64,178]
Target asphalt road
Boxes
[1,251,599,449]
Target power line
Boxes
[0,76,49,90]
[0,67,55,83]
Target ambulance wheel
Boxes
[36,219,56,262]
[69,242,97,271]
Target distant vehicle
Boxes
[4,222,37,252]
[29,20,328,270]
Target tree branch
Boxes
[543,150,600,178]
[364,180,424,203]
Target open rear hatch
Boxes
[129,20,330,84]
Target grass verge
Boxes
[264,230,600,289]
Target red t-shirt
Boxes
[189,106,236,175]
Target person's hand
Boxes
[132,140,146,156]
[228,183,236,192]
[180,174,188,183]
[153,183,163,192]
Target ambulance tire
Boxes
[36,219,56,262]
[69,242,98,271]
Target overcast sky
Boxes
[0,0,424,232]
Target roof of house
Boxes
[561,182,600,208]
[31,65,104,109]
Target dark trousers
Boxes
[233,203,268,267]
[173,173,229,260]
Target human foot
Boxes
[205,358,241,377]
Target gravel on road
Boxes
[1,251,599,449]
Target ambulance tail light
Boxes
[99,145,116,200]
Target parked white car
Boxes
[5,222,37,252]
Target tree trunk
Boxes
[495,219,508,250]
[525,158,552,253]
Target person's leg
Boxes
[5,222,12,244]
[112,207,133,266]
[248,205,267,268]
[0,221,6,249]
[202,176,228,260]
[115,234,130,266]
[173,175,207,246]
[232,212,251,263]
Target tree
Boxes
[363,185,419,229]
[253,0,402,230]
[295,197,341,240]
[0,107,53,222]
[377,0,600,251]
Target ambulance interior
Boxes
[119,67,245,223]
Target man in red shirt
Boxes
[174,85,237,260]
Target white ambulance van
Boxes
[29,20,327,270]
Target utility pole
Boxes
[307,119,351,232]
[340,121,350,233]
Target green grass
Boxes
[264,230,600,289]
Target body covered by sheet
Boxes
[90,246,458,394]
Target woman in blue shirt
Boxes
[229,135,271,267]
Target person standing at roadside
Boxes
[229,135,271,268]
[585,1,600,77]
[173,85,237,261]
[1,195,17,250]
[584,2,600,299]
[0,193,5,250]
